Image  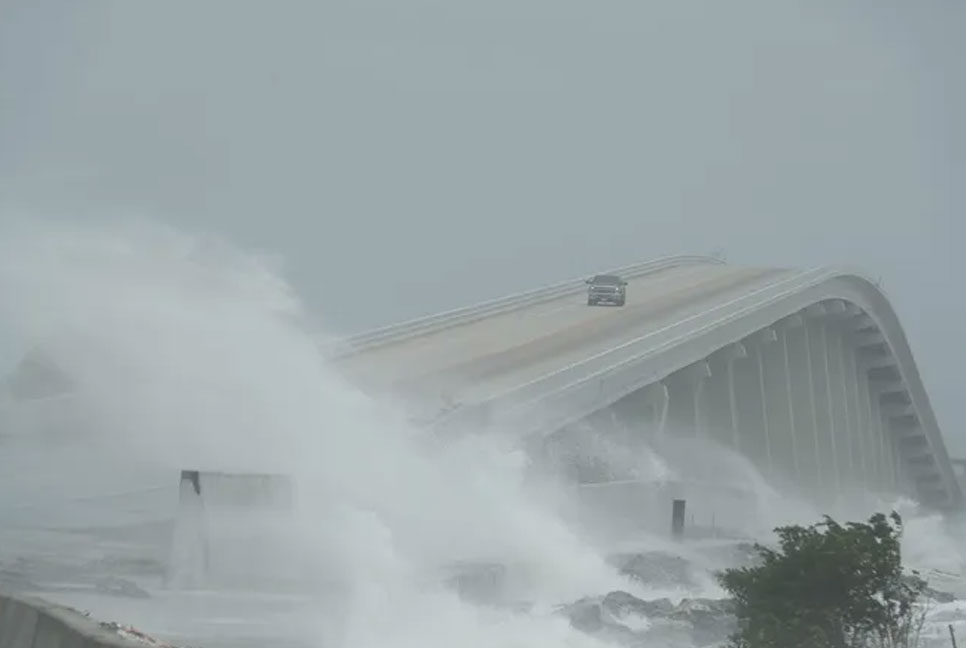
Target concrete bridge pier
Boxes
[781,312,822,497]
[642,381,670,443]
[664,360,712,438]
[872,379,905,494]
[771,318,803,489]
[804,304,843,501]
[836,304,868,494]
[758,325,799,489]
[704,343,747,452]
[852,332,884,493]
[732,332,775,478]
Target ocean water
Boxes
[1,217,962,648]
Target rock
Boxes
[669,598,737,646]
[558,597,605,633]
[610,551,696,589]
[603,591,674,618]
[559,591,737,647]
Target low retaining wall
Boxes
[0,591,151,648]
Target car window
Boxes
[592,275,622,285]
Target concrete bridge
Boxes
[2,254,963,648]
[328,255,962,514]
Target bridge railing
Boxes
[323,254,725,357]
[439,266,847,433]
[420,262,961,510]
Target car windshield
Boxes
[591,275,622,285]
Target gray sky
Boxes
[1,1,962,448]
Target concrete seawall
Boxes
[0,591,153,648]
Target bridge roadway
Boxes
[331,257,963,513]
[2,257,962,647]
[334,263,791,411]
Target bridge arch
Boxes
[432,269,961,511]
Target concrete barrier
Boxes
[0,591,149,648]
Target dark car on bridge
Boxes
[585,274,627,306]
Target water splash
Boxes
[0,216,631,647]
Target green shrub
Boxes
[718,512,927,648]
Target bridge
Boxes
[327,255,962,515]
[1,254,963,648]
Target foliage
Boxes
[718,512,927,648]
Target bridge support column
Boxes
[840,319,867,490]
[857,358,883,490]
[831,325,856,491]
[780,315,810,490]
[642,382,670,442]
[766,324,798,488]
[823,303,855,498]
[704,349,734,450]
[709,344,747,450]
[753,329,778,477]
[665,361,711,438]
[805,305,841,499]
[871,386,890,493]
[732,335,771,476]
[872,381,903,494]
[785,311,822,496]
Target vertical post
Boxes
[818,322,842,494]
[645,382,670,442]
[721,343,747,450]
[803,316,823,488]
[756,347,773,474]
[671,499,686,540]
[834,330,856,477]
[727,359,739,449]
[847,347,868,486]
[681,361,712,438]
[870,390,893,492]
[861,375,882,489]
[780,323,802,483]
[694,379,707,438]
[166,469,210,589]
[755,329,778,477]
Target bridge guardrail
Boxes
[324,254,725,357]
[487,267,831,430]
[427,263,962,509]
[495,268,828,415]
[435,265,857,434]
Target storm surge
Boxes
[0,217,645,647]
[1,217,962,648]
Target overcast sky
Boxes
[1,1,962,448]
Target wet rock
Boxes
[609,551,696,589]
[559,597,605,633]
[560,591,736,647]
[669,598,737,646]
[603,590,674,618]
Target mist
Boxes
[0,2,964,645]
[1,1,962,453]
[0,218,650,646]
[3,216,965,646]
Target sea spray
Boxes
[0,217,629,646]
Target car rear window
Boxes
[592,275,622,285]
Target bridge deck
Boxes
[334,264,792,410]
